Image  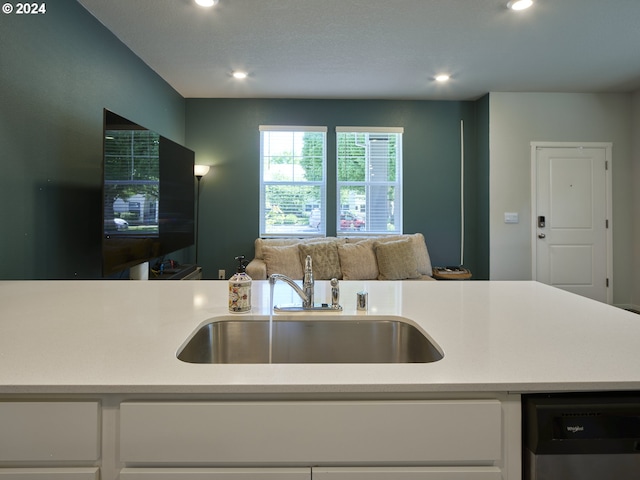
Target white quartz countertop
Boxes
[0,280,638,395]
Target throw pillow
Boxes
[337,241,378,280]
[374,238,421,280]
[373,233,433,276]
[255,238,300,259]
[410,233,433,276]
[298,241,342,280]
[263,244,304,279]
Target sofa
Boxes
[246,233,435,281]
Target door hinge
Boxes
[606,278,610,288]
[605,161,609,170]
[606,219,609,228]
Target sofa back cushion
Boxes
[371,233,433,276]
[298,241,342,280]
[255,238,302,260]
[262,244,304,279]
[374,238,421,280]
[337,240,379,280]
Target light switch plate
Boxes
[504,212,519,224]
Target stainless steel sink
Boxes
[177,317,443,364]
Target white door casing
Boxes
[531,143,613,304]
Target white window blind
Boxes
[259,126,327,237]
[103,127,160,234]
[336,127,403,235]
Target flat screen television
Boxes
[102,109,195,277]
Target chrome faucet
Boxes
[269,255,342,312]
[302,254,314,308]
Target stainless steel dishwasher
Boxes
[523,392,640,480]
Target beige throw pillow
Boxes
[255,238,300,259]
[374,238,421,280]
[373,233,433,276]
[298,242,342,280]
[410,233,433,276]
[337,241,378,280]
[263,244,304,279]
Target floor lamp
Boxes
[194,164,210,265]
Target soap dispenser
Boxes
[229,255,251,313]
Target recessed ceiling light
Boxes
[435,74,450,83]
[232,71,248,79]
[195,0,218,7]
[507,0,533,11]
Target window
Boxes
[259,126,327,236]
[336,127,403,235]
[104,127,160,234]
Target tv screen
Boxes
[102,109,195,277]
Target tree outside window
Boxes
[337,128,403,235]
[259,127,327,236]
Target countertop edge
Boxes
[3,381,640,396]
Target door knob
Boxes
[538,233,546,239]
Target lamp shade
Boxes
[195,0,219,7]
[194,165,210,177]
[507,0,533,10]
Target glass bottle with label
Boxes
[229,255,251,313]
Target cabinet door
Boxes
[313,467,502,480]
[120,468,310,480]
[120,400,501,464]
[0,468,99,480]
[0,402,100,462]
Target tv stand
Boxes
[151,264,202,280]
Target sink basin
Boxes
[177,317,443,364]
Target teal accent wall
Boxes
[471,94,490,280]
[0,0,185,278]
[186,98,489,279]
[0,0,490,280]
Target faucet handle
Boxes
[330,278,339,307]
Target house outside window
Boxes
[336,127,403,235]
[259,126,327,237]
[104,128,160,234]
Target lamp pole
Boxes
[195,175,203,264]
[193,165,210,265]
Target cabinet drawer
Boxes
[0,402,100,462]
[0,468,99,480]
[313,466,502,480]
[120,400,501,464]
[120,468,309,479]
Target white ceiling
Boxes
[78,0,640,100]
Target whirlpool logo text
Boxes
[566,425,585,433]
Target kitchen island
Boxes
[0,280,638,480]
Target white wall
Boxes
[489,92,634,305]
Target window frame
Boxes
[259,125,328,238]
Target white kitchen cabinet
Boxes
[312,466,502,480]
[120,400,501,465]
[120,468,310,479]
[0,467,99,479]
[0,402,100,462]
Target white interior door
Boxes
[532,144,612,303]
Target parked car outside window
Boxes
[113,218,129,230]
[339,211,365,231]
